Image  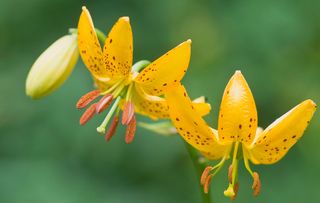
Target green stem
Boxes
[184,142,212,203]
[95,28,107,42]
[132,60,151,72]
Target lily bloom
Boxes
[76,7,210,143]
[165,71,317,199]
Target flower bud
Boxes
[26,34,79,99]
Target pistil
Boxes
[97,96,121,134]
[224,142,240,198]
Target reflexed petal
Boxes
[166,84,229,160]
[134,40,191,96]
[132,85,211,120]
[246,99,317,164]
[218,71,257,146]
[103,17,133,81]
[78,7,110,80]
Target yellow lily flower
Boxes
[165,71,317,199]
[26,34,79,99]
[76,7,210,143]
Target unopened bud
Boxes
[26,34,78,99]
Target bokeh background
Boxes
[1,0,320,202]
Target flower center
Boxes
[76,60,150,143]
[200,142,262,200]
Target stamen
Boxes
[125,115,136,144]
[203,174,213,194]
[101,79,124,95]
[96,94,113,113]
[201,166,213,185]
[80,103,97,125]
[76,90,100,109]
[243,152,261,197]
[252,172,261,197]
[122,101,135,125]
[228,165,233,183]
[224,142,239,198]
[97,97,121,134]
[230,182,240,201]
[105,116,119,141]
[200,156,227,193]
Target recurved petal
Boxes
[246,99,317,164]
[134,40,191,96]
[218,71,258,146]
[166,84,229,160]
[78,7,110,80]
[103,16,133,81]
[132,85,212,120]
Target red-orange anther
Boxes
[201,166,213,185]
[79,103,97,125]
[105,116,119,141]
[122,101,135,125]
[230,182,239,201]
[203,174,213,194]
[125,115,136,144]
[96,94,113,113]
[228,165,233,183]
[76,90,100,109]
[252,172,261,197]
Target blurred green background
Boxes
[1,0,320,202]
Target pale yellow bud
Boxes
[26,34,79,99]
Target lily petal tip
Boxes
[186,39,192,44]
[120,16,130,22]
[82,6,87,11]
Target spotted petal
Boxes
[132,84,211,120]
[78,7,109,80]
[166,84,230,160]
[218,71,258,146]
[245,99,317,164]
[134,40,191,96]
[103,16,133,81]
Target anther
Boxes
[252,172,261,197]
[96,94,113,113]
[125,115,136,144]
[76,90,100,109]
[228,165,233,183]
[230,182,239,201]
[201,166,213,185]
[80,103,97,125]
[105,116,119,141]
[203,174,213,194]
[122,101,135,125]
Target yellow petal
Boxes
[103,16,133,81]
[166,84,230,160]
[131,84,170,120]
[132,84,211,120]
[134,40,191,96]
[26,34,78,99]
[218,71,258,146]
[78,7,109,80]
[246,99,317,164]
